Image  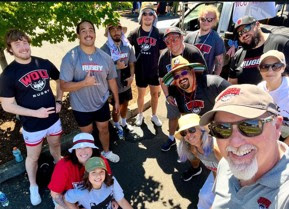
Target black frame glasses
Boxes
[237,23,255,37]
[142,11,154,16]
[180,127,197,137]
[173,70,189,80]
[259,62,284,72]
[200,17,215,23]
[164,34,181,45]
[209,115,275,139]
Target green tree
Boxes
[0,1,121,70]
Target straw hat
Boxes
[104,22,128,37]
[175,114,201,140]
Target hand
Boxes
[111,200,119,209]
[166,96,177,106]
[116,60,127,70]
[226,45,236,57]
[84,70,100,86]
[55,102,62,113]
[125,76,134,87]
[35,107,55,118]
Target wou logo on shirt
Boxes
[82,64,103,72]
[19,69,49,91]
[137,36,157,52]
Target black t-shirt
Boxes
[170,74,230,115]
[0,56,60,132]
[158,43,207,96]
[128,26,166,78]
[230,33,289,84]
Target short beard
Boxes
[112,37,121,43]
[226,155,258,181]
[240,31,261,50]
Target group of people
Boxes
[1,2,289,209]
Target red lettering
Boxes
[20,76,32,86]
[38,70,49,79]
[30,71,40,80]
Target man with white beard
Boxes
[200,84,289,209]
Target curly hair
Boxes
[81,170,114,191]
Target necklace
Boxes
[194,30,211,53]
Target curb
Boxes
[0,94,152,184]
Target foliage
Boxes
[0,2,121,51]
[111,1,132,11]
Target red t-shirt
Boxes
[48,156,111,193]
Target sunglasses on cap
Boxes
[209,115,275,139]
[180,127,197,137]
[259,62,284,72]
[237,23,255,37]
[200,17,215,23]
[173,69,189,80]
[142,11,154,16]
[164,34,181,45]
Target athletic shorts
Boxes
[22,119,62,147]
[135,73,160,88]
[72,101,110,127]
[110,88,132,105]
[166,101,181,119]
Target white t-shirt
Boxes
[65,177,124,209]
[258,77,289,137]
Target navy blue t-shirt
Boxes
[0,56,60,132]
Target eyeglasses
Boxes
[259,62,284,72]
[180,127,197,137]
[237,23,254,37]
[200,17,215,23]
[142,11,154,16]
[164,35,181,45]
[209,115,275,139]
[173,70,189,80]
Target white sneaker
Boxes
[101,151,120,163]
[30,185,41,206]
[135,114,144,126]
[151,115,162,127]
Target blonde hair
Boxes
[199,5,220,26]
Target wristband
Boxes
[56,100,62,105]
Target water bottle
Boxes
[12,147,23,162]
[0,191,9,207]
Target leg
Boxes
[137,87,146,114]
[79,123,93,133]
[169,118,178,136]
[112,105,120,123]
[46,135,61,163]
[26,143,43,186]
[149,85,160,115]
[120,101,129,119]
[96,121,110,152]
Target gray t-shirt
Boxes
[60,46,117,112]
[65,177,124,209]
[101,42,136,93]
[212,142,289,209]
[185,30,225,74]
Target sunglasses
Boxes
[200,17,215,23]
[180,127,197,137]
[173,70,189,80]
[259,62,284,72]
[142,11,154,16]
[209,115,275,139]
[237,23,254,37]
[164,35,181,45]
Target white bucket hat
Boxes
[68,133,99,153]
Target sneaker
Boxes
[161,138,176,152]
[151,115,162,127]
[101,151,120,163]
[117,128,124,140]
[181,166,203,182]
[135,114,144,126]
[30,185,41,206]
[121,123,134,132]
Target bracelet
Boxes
[56,100,62,105]
[166,95,171,99]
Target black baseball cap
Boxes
[234,16,257,30]
[164,27,184,38]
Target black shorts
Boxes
[72,101,110,127]
[110,88,133,105]
[135,74,160,88]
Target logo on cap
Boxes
[237,19,242,25]
[174,58,180,65]
[217,88,241,102]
